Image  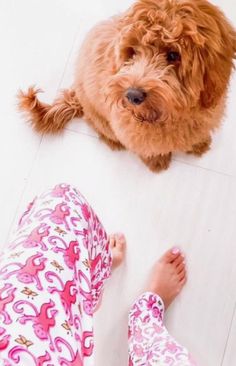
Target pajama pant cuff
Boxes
[132,291,165,317]
[137,291,165,310]
[128,291,165,335]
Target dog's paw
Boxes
[141,153,172,172]
[187,137,212,157]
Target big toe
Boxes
[109,235,116,249]
[160,247,181,264]
[110,233,126,270]
[110,233,126,249]
[109,233,126,254]
[116,233,126,249]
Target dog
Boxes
[18,0,236,172]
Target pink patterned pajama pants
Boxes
[0,184,195,366]
[128,293,196,365]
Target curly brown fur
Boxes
[99,135,125,151]
[187,137,212,156]
[19,0,236,171]
[18,87,83,134]
[142,153,172,172]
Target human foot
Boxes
[146,247,187,309]
[109,233,126,270]
[94,233,126,312]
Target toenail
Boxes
[117,233,125,239]
[172,247,180,254]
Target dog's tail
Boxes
[17,86,83,134]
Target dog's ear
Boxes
[115,1,150,68]
[115,24,136,67]
[198,2,236,108]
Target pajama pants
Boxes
[0,184,195,365]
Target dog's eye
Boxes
[167,51,181,63]
[124,47,136,60]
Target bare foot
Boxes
[94,233,126,312]
[146,247,187,309]
[109,233,126,270]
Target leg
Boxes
[99,134,125,151]
[187,136,212,156]
[94,233,126,312]
[0,183,125,365]
[141,153,172,172]
[128,248,197,365]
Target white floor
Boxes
[0,1,236,365]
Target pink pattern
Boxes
[0,253,47,290]
[0,184,111,365]
[128,292,197,365]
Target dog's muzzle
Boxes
[125,88,147,105]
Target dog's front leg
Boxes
[187,136,212,156]
[141,153,172,172]
[99,134,125,151]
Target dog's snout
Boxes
[125,88,146,105]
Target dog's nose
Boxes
[125,88,146,105]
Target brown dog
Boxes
[19,0,236,172]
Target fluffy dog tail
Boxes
[18,87,83,134]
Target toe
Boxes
[179,276,187,287]
[116,233,126,246]
[176,261,186,274]
[178,268,186,281]
[172,252,185,267]
[160,247,181,264]
[110,233,126,260]
[109,235,116,249]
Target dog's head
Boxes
[105,0,236,128]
